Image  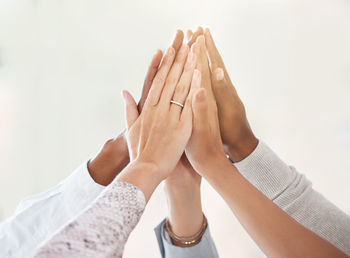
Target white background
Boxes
[0,0,349,257]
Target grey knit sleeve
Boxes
[33,181,146,258]
[235,140,350,256]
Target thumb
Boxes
[211,67,234,107]
[212,67,227,90]
[192,88,208,128]
[122,90,139,130]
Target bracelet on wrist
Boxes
[165,213,207,247]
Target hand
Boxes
[119,45,201,201]
[204,28,258,162]
[87,30,185,186]
[163,32,205,238]
[185,35,226,175]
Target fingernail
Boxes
[216,68,224,81]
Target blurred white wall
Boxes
[0,0,349,257]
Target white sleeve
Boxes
[0,161,105,258]
[235,140,350,256]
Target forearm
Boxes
[234,140,350,255]
[34,178,146,258]
[165,184,203,237]
[203,155,347,258]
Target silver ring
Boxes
[170,100,184,108]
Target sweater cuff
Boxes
[234,140,297,200]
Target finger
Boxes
[145,47,176,106]
[159,44,189,105]
[138,49,163,112]
[192,88,208,131]
[211,67,237,107]
[172,30,185,53]
[204,28,234,88]
[187,26,204,47]
[122,90,139,130]
[194,35,214,98]
[181,69,201,121]
[186,29,193,42]
[138,30,184,113]
[170,51,197,118]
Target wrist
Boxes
[88,133,130,186]
[167,197,204,238]
[226,133,258,162]
[200,151,232,178]
[165,181,200,196]
[191,150,227,176]
[167,213,206,243]
[117,159,162,202]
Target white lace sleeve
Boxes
[33,181,146,258]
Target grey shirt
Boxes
[154,140,350,257]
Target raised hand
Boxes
[204,28,258,162]
[119,44,201,201]
[87,30,185,186]
[185,33,226,174]
[163,32,208,239]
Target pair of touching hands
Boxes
[88,28,348,258]
[88,28,258,236]
[116,28,258,197]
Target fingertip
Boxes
[176,29,184,37]
[152,49,163,65]
[121,90,128,100]
[155,49,163,57]
[204,27,212,37]
[197,26,204,34]
[176,29,185,42]
[186,29,193,41]
[172,30,184,51]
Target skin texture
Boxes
[184,31,347,258]
[203,28,258,162]
[118,45,201,202]
[87,30,185,186]
[165,26,260,238]
[164,29,204,238]
[185,93,347,257]
[87,29,205,238]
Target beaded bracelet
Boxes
[165,213,207,247]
